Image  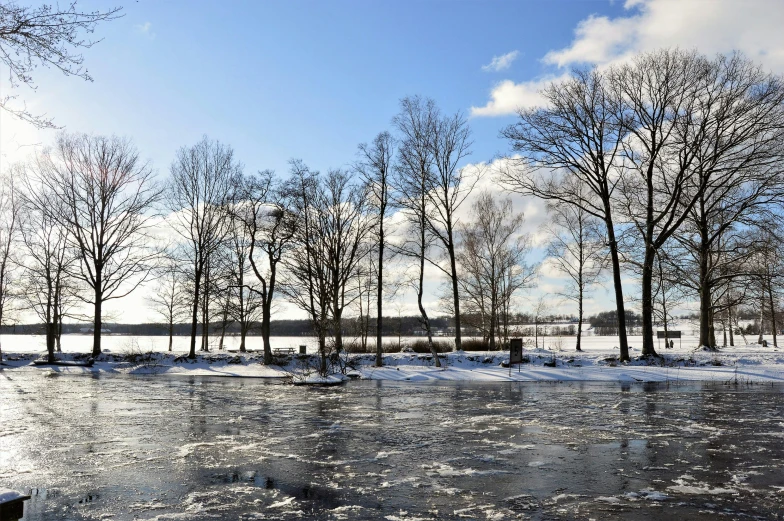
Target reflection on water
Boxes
[1,372,783,520]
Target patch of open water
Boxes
[1,373,783,520]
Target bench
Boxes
[272,348,295,356]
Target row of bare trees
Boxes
[501,49,784,360]
[0,93,538,372]
[155,97,532,373]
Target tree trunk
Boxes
[576,292,583,352]
[334,307,344,353]
[606,224,630,361]
[218,302,229,351]
[318,329,327,376]
[240,323,247,354]
[46,321,56,364]
[56,302,63,353]
[768,277,778,348]
[188,267,201,359]
[168,320,173,352]
[640,246,658,357]
[488,290,497,350]
[728,302,735,346]
[758,286,765,344]
[375,230,384,367]
[92,284,102,357]
[447,237,462,351]
[261,302,272,364]
[417,249,440,368]
[708,308,717,347]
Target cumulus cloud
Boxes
[482,50,520,72]
[473,0,784,118]
[470,75,568,117]
[544,0,784,72]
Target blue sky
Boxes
[2,0,783,323]
[2,0,625,175]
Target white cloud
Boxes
[482,50,520,72]
[470,75,568,117]
[473,0,784,118]
[544,0,784,72]
[135,21,156,40]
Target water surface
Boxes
[1,372,782,520]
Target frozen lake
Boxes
[1,374,783,520]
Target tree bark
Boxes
[375,223,384,367]
[728,301,735,346]
[607,225,630,361]
[188,266,201,359]
[417,239,440,367]
[92,280,102,357]
[261,303,272,364]
[768,277,778,347]
[447,235,462,351]
[640,245,658,357]
[758,287,765,344]
[168,321,173,352]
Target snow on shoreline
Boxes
[1,338,783,383]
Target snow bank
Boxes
[2,336,783,383]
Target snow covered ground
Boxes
[2,333,783,383]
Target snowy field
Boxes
[2,332,783,383]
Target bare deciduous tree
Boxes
[0,171,20,360]
[168,136,240,359]
[18,175,76,362]
[499,68,633,361]
[393,96,441,365]
[356,131,395,366]
[457,191,534,349]
[148,255,187,352]
[34,133,161,356]
[424,100,478,351]
[542,184,606,352]
[668,54,784,348]
[282,162,332,374]
[0,1,122,128]
[238,168,296,364]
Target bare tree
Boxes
[542,183,606,351]
[320,169,373,354]
[18,177,75,362]
[612,49,784,356]
[224,199,264,354]
[0,1,122,128]
[168,136,240,359]
[239,168,296,364]
[148,255,187,352]
[282,163,332,374]
[393,96,441,365]
[424,100,478,351]
[668,54,784,348]
[33,133,161,356]
[531,296,549,350]
[0,171,20,360]
[283,166,372,374]
[499,68,633,361]
[356,131,395,366]
[457,191,535,349]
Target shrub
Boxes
[404,339,452,353]
[461,339,490,351]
